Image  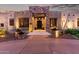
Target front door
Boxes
[37,21,42,29]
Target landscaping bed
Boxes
[0,29,28,42]
[65,29,79,39]
[0,33,29,42]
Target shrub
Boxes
[65,29,79,35]
[65,29,79,38]
[0,29,6,35]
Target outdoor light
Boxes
[16,19,19,29]
[55,30,59,38]
[67,20,73,29]
[0,35,5,37]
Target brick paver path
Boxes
[0,35,79,54]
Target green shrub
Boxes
[65,29,79,38]
[65,29,79,35]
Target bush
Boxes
[65,29,79,35]
[0,29,6,35]
[65,29,79,38]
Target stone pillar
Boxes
[29,13,33,32]
[46,12,50,32]
[42,17,46,30]
[15,17,19,29]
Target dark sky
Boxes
[0,4,28,11]
[0,4,79,11]
[0,4,53,11]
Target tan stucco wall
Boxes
[61,10,79,29]
[49,11,62,29]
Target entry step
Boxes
[27,31,51,35]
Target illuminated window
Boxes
[19,18,29,27]
[77,18,79,26]
[9,19,14,26]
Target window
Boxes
[19,18,29,27]
[0,23,4,27]
[77,18,79,26]
[50,18,57,27]
[9,19,14,26]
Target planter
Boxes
[51,29,62,38]
[65,29,79,39]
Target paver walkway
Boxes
[0,35,79,54]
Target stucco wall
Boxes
[1,7,79,33]
[0,12,16,33]
[49,11,61,29]
[15,10,30,18]
[15,10,30,29]
[0,13,9,30]
[61,10,79,29]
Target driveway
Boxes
[0,35,79,54]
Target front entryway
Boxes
[32,16,46,31]
[29,13,46,32]
[37,20,42,29]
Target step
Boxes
[27,32,51,35]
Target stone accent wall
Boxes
[46,11,50,32]
[29,6,50,32]
[29,6,49,13]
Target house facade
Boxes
[15,6,61,33]
[0,6,79,33]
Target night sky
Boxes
[0,4,28,11]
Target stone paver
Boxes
[51,39,79,54]
[27,31,51,35]
[0,35,78,54]
[20,36,51,54]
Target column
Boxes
[15,18,19,29]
